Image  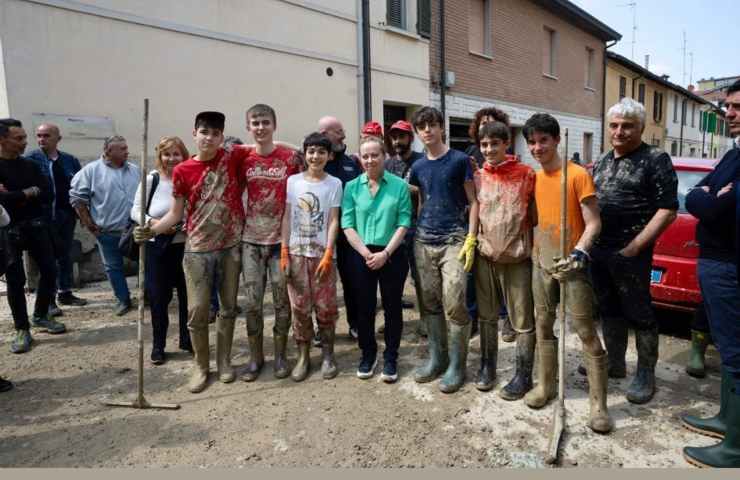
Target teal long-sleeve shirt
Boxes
[341,171,412,247]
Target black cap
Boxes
[194,111,225,130]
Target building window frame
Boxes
[387,0,407,30]
[543,26,558,79]
[637,83,646,104]
[468,0,492,58]
[619,76,627,100]
[585,47,595,90]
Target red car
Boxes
[650,157,717,312]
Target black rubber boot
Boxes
[414,315,449,383]
[682,369,731,439]
[602,317,628,378]
[241,333,264,382]
[475,320,497,391]
[684,385,740,468]
[439,322,471,394]
[626,326,658,404]
[499,331,535,401]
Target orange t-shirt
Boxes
[533,161,596,270]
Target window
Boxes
[585,47,595,89]
[417,0,431,38]
[638,83,645,104]
[469,0,491,56]
[653,92,663,123]
[619,76,627,99]
[691,103,696,127]
[673,94,678,123]
[543,26,557,77]
[671,141,678,156]
[387,0,406,29]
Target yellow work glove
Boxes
[315,247,334,280]
[133,225,155,243]
[457,234,477,272]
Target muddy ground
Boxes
[0,276,722,468]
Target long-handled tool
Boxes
[104,99,179,410]
[545,128,569,464]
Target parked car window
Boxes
[676,171,706,213]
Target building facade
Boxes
[428,0,620,166]
[0,0,430,160]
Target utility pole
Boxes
[689,52,694,86]
[681,30,687,86]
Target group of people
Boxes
[0,79,738,468]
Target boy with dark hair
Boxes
[409,106,479,394]
[135,111,250,393]
[240,104,302,382]
[281,132,342,381]
[472,121,537,399]
[522,113,612,433]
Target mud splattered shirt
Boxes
[241,145,303,245]
[286,173,343,258]
[475,156,536,263]
[172,146,249,253]
[593,142,678,249]
[533,161,596,270]
[409,148,473,244]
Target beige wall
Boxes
[604,60,667,150]
[0,0,428,161]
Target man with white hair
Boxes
[590,97,678,405]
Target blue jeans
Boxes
[698,258,740,391]
[96,233,131,305]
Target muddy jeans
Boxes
[241,242,291,338]
[182,245,241,335]
[414,240,469,327]
[474,256,534,333]
[286,255,339,343]
[532,261,599,344]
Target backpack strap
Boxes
[145,171,160,216]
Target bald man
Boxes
[27,124,87,310]
[318,116,362,340]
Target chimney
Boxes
[661,74,670,81]
[688,84,695,92]
[644,54,650,70]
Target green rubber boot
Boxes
[684,384,740,468]
[686,330,710,379]
[682,369,731,439]
[414,314,449,383]
[439,322,471,394]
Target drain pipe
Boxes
[601,40,617,153]
[362,0,372,122]
[439,0,446,122]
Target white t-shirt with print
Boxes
[286,172,343,258]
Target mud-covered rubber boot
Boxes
[500,331,536,401]
[686,330,710,379]
[525,339,557,409]
[585,350,614,433]
[626,326,658,404]
[241,333,264,382]
[500,316,516,343]
[475,320,498,391]
[439,322,471,394]
[320,328,338,379]
[415,315,449,383]
[188,328,210,393]
[216,316,236,383]
[273,334,290,379]
[291,341,311,382]
[683,385,740,468]
[682,369,731,439]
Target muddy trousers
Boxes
[348,246,409,363]
[590,246,658,371]
[182,245,241,363]
[474,256,534,334]
[414,240,469,328]
[241,242,291,338]
[532,262,603,351]
[286,255,339,344]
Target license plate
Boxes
[650,269,663,284]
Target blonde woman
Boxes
[131,136,191,364]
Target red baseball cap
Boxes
[361,121,383,137]
[389,120,413,134]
